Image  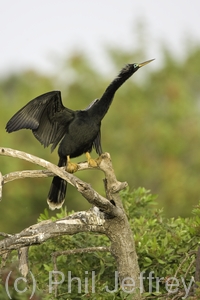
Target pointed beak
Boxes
[138,59,155,68]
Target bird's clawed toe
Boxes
[88,158,98,167]
[66,162,79,173]
[86,152,99,168]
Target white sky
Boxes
[1,0,200,75]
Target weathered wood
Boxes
[0,147,142,298]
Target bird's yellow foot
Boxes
[86,152,98,167]
[66,162,78,173]
[66,156,78,173]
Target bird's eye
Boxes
[133,63,138,68]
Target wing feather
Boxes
[84,98,103,155]
[93,130,103,155]
[6,91,75,150]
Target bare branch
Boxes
[0,147,76,186]
[18,247,29,277]
[0,209,106,255]
[1,148,127,191]
[0,232,13,238]
[0,147,141,297]
[3,169,54,183]
[0,148,123,216]
[52,246,110,258]
[0,251,10,270]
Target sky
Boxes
[1,0,200,76]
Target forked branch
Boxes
[0,147,141,298]
[0,147,126,216]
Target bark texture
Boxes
[0,147,142,298]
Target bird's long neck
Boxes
[89,64,137,122]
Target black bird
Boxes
[6,59,154,209]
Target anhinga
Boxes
[6,59,154,209]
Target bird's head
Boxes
[120,58,155,77]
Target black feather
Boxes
[6,60,153,209]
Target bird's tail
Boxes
[47,157,67,210]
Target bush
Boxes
[0,188,200,299]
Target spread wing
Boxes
[84,98,103,155]
[6,91,75,151]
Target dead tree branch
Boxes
[0,147,123,216]
[0,147,141,298]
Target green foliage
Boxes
[0,188,200,299]
[122,188,198,298]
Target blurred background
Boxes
[1,0,200,232]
